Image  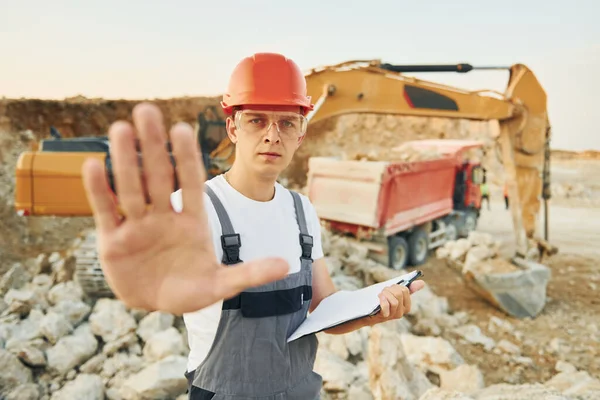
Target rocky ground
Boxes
[1,228,599,400]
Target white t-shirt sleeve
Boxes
[301,195,324,261]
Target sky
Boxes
[1,0,598,151]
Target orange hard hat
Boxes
[221,53,314,116]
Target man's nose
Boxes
[264,121,281,142]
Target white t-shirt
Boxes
[169,174,324,373]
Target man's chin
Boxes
[254,161,287,179]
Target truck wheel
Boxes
[445,220,458,242]
[388,235,409,270]
[408,228,429,266]
[462,211,478,237]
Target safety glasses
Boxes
[234,110,308,139]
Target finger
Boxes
[109,120,146,219]
[401,286,411,315]
[82,157,120,232]
[383,288,400,317]
[379,292,391,318]
[170,121,206,217]
[132,103,173,212]
[214,258,289,299]
[409,280,425,294]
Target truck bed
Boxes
[306,156,458,236]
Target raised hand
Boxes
[81,103,289,314]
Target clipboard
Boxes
[287,270,423,342]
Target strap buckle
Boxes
[221,233,242,264]
[299,233,313,260]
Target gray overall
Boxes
[185,186,322,400]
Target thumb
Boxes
[214,258,290,299]
[408,280,425,294]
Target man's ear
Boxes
[226,117,238,144]
[296,134,306,148]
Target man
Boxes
[82,52,424,399]
[480,181,490,210]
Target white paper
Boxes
[287,270,420,342]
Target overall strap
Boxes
[289,191,313,261]
[205,185,242,265]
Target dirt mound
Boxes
[285,113,503,187]
[0,96,222,275]
[0,96,222,139]
[551,149,600,160]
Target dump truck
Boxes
[13,59,554,306]
[306,139,485,269]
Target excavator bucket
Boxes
[461,256,551,319]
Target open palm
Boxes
[82,103,289,314]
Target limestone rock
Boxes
[103,332,139,356]
[4,289,39,316]
[496,339,521,355]
[30,274,53,297]
[316,328,367,361]
[463,246,493,271]
[49,300,91,327]
[79,353,107,375]
[13,344,47,368]
[408,285,449,320]
[39,312,74,345]
[119,355,188,400]
[544,370,600,396]
[348,383,375,400]
[143,327,186,362]
[419,388,475,400]
[452,324,496,351]
[472,383,569,399]
[467,231,495,248]
[325,256,343,276]
[50,374,104,400]
[448,239,471,261]
[101,353,144,381]
[50,255,76,284]
[47,281,84,305]
[46,323,98,375]
[368,325,433,400]
[5,383,40,400]
[0,263,32,297]
[314,347,356,394]
[4,309,44,348]
[399,334,465,375]
[487,316,514,333]
[332,274,363,291]
[439,364,485,394]
[0,349,33,395]
[89,299,137,343]
[136,311,175,343]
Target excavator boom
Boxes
[210,60,551,255]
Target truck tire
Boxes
[388,235,409,270]
[408,228,429,266]
[445,219,458,242]
[461,211,478,238]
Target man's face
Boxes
[226,104,306,180]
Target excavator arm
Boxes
[14,59,551,258]
[209,60,551,256]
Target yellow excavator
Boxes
[14,59,554,307]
